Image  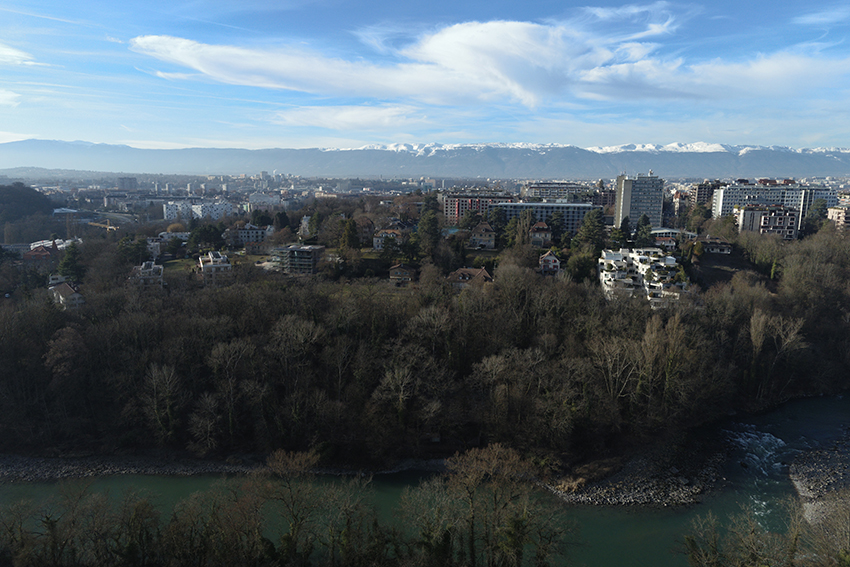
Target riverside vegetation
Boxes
[2,184,850,564]
[0,445,572,567]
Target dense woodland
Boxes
[0,198,849,465]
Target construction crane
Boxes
[88,219,119,231]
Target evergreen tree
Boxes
[273,211,290,230]
[572,209,606,252]
[488,207,508,247]
[619,216,632,240]
[58,242,86,282]
[635,214,653,247]
[340,219,360,250]
[548,211,565,243]
[417,209,441,259]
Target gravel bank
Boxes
[789,428,850,524]
[549,446,726,507]
[0,454,262,483]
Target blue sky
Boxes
[1,0,850,150]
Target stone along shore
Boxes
[789,426,850,524]
[0,454,261,483]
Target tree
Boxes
[687,204,711,234]
[187,223,224,250]
[548,211,566,244]
[488,207,508,247]
[273,211,290,230]
[139,364,184,445]
[801,198,829,236]
[619,216,632,241]
[339,218,360,250]
[459,210,481,230]
[417,210,441,259]
[634,214,653,247]
[58,242,86,281]
[251,210,273,226]
[117,236,150,265]
[572,209,605,252]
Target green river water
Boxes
[1,395,847,566]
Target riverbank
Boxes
[789,425,850,524]
[0,453,262,483]
[550,440,727,507]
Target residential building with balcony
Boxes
[198,251,232,286]
[735,205,798,240]
[282,245,325,275]
[598,248,686,308]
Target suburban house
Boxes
[389,263,417,285]
[697,236,732,254]
[49,282,85,310]
[198,251,232,286]
[538,250,561,276]
[446,267,493,289]
[22,243,60,269]
[373,228,405,251]
[529,222,552,248]
[469,222,496,249]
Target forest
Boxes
[0,200,848,467]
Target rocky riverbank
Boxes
[789,426,850,524]
[549,443,727,507]
[0,454,263,483]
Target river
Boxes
[0,395,847,566]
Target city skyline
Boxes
[2,1,850,151]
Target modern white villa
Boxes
[598,248,687,307]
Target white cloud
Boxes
[129,11,850,110]
[793,6,850,25]
[0,43,37,66]
[0,89,21,107]
[273,105,427,130]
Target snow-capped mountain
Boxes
[2,139,850,178]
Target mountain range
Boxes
[2,139,850,179]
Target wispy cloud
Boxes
[0,42,38,66]
[273,105,427,130]
[130,11,850,110]
[0,6,85,25]
[793,6,850,26]
[0,89,21,107]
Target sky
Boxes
[1,0,850,150]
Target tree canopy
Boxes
[0,183,54,224]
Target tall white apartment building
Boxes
[712,183,837,230]
[615,172,664,228]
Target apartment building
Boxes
[598,248,686,308]
[437,191,514,225]
[615,172,664,228]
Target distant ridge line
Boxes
[1,139,849,178]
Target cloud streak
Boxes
[131,16,850,111]
[0,43,38,66]
[0,89,21,107]
[274,105,427,130]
